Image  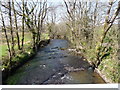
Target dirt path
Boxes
[6,39,105,85]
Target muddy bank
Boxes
[5,39,105,85]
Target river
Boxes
[6,39,105,84]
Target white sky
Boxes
[0,0,119,26]
[1,0,116,2]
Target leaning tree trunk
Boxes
[95,1,120,68]
[0,6,12,63]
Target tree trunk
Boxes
[12,0,21,50]
[21,0,25,50]
[0,7,12,63]
[8,1,15,56]
[95,1,120,68]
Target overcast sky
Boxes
[1,0,114,3]
[0,0,119,27]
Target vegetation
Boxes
[61,0,120,83]
[0,0,119,84]
[0,0,50,81]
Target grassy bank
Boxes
[84,26,119,83]
[0,32,32,57]
[68,25,119,83]
[2,38,50,84]
[1,32,50,84]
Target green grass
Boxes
[1,32,49,71]
[19,32,32,42]
[98,58,119,83]
[0,45,8,57]
[1,33,32,57]
[41,33,50,40]
[1,32,50,58]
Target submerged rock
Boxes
[64,67,85,72]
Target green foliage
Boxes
[69,24,119,83]
[100,52,110,60]
[1,32,35,70]
[98,58,119,83]
[1,32,32,57]
[41,33,50,40]
[93,26,119,83]
[12,52,29,63]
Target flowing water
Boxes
[6,39,105,85]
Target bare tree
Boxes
[64,0,77,42]
[36,0,48,46]
[93,1,98,27]
[12,0,21,50]
[23,0,48,51]
[24,1,37,51]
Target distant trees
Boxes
[63,0,95,50]
[46,4,59,39]
[64,0,77,43]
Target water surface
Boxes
[6,39,105,84]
